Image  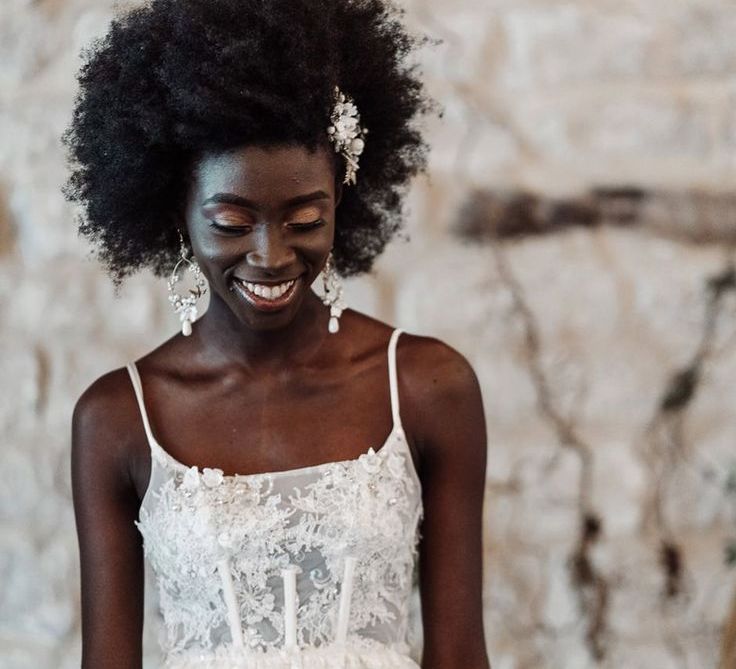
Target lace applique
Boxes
[134,434,423,659]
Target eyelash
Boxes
[209,219,325,234]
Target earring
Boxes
[320,251,346,334]
[167,230,208,336]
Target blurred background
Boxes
[2,0,736,667]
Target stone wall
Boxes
[1,0,735,667]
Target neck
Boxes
[189,287,337,374]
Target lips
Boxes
[232,274,302,312]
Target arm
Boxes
[71,371,145,668]
[405,338,490,669]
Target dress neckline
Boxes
[126,327,408,482]
[146,422,405,481]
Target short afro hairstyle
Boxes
[62,0,435,290]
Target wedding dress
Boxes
[126,327,424,668]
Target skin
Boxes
[71,143,490,668]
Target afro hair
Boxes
[61,0,435,290]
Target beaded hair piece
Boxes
[327,86,368,185]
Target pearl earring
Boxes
[320,251,346,334]
[167,230,208,336]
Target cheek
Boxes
[303,223,335,251]
[187,232,239,280]
[193,237,232,265]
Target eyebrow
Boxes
[201,190,330,210]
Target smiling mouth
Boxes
[232,275,303,311]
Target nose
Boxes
[246,224,297,273]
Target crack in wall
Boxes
[637,259,736,667]
[491,241,610,661]
[641,262,736,562]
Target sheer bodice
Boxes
[126,328,424,668]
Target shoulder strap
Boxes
[125,361,159,451]
[387,328,404,432]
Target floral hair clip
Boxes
[327,86,368,185]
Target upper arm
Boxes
[71,370,145,668]
[403,337,490,669]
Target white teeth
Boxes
[242,278,295,300]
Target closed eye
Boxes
[208,219,325,235]
[209,222,251,234]
[288,219,325,231]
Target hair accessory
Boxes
[319,250,346,334]
[327,86,368,186]
[167,230,208,336]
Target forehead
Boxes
[192,143,335,201]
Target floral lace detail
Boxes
[134,432,423,660]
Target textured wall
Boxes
[1,0,736,667]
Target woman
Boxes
[65,0,489,667]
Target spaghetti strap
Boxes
[126,361,159,452]
[387,328,404,433]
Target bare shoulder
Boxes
[71,366,144,490]
[72,327,180,443]
[393,330,486,468]
[343,307,480,395]
[396,331,481,405]
[73,366,137,437]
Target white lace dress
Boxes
[126,328,424,668]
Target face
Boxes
[184,143,341,331]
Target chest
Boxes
[129,370,411,501]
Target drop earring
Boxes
[320,250,346,334]
[167,230,208,336]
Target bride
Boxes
[65,0,490,667]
